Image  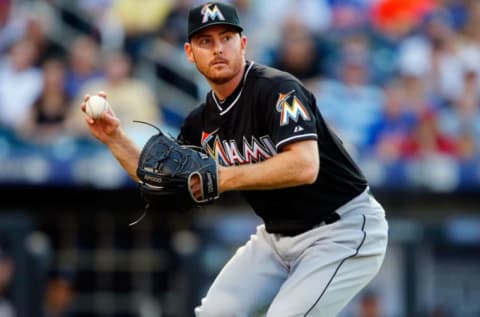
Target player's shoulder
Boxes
[184,102,206,122]
[248,62,308,93]
[178,103,206,146]
[249,62,301,84]
[181,103,205,132]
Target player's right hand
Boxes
[81,91,121,144]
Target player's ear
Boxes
[240,35,247,56]
[184,42,195,63]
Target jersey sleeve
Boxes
[264,80,318,151]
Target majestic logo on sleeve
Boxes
[201,4,225,23]
[201,131,276,166]
[276,90,311,126]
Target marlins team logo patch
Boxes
[275,90,311,126]
[201,3,225,23]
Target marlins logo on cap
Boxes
[188,1,243,40]
[201,3,225,23]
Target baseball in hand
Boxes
[85,95,109,119]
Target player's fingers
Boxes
[193,188,202,200]
[100,111,111,122]
[105,104,116,117]
[80,101,95,124]
[100,108,118,123]
[81,95,91,117]
[189,175,202,200]
[83,113,95,125]
[81,95,89,112]
[98,91,108,99]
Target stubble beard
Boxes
[199,60,243,85]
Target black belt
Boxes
[277,187,371,237]
[323,211,341,225]
[277,211,341,237]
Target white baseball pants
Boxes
[194,187,389,317]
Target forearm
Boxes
[219,142,319,192]
[105,129,141,182]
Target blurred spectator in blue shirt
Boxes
[314,34,383,157]
[328,0,370,35]
[64,35,104,100]
[368,80,418,162]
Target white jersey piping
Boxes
[211,61,255,116]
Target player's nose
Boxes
[212,40,223,55]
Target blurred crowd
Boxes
[1,0,480,165]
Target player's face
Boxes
[185,25,247,85]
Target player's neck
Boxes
[210,63,246,101]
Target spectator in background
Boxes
[0,235,15,317]
[42,269,75,317]
[66,50,162,141]
[357,291,383,317]
[159,0,196,48]
[393,59,459,160]
[370,0,437,40]
[0,0,60,57]
[368,80,418,162]
[22,8,66,67]
[437,59,480,160]
[0,37,42,132]
[314,34,383,157]
[460,0,480,47]
[367,0,437,85]
[328,0,369,35]
[423,9,464,106]
[269,18,325,87]
[228,0,279,62]
[110,0,175,61]
[396,8,465,108]
[400,110,458,160]
[75,0,124,53]
[17,57,70,145]
[253,0,331,57]
[397,53,444,116]
[64,35,104,100]
[0,0,27,54]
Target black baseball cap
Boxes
[188,1,243,40]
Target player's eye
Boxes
[198,38,211,45]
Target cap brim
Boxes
[188,23,243,40]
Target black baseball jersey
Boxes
[178,61,368,235]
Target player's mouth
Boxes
[210,58,228,66]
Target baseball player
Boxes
[81,2,388,316]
